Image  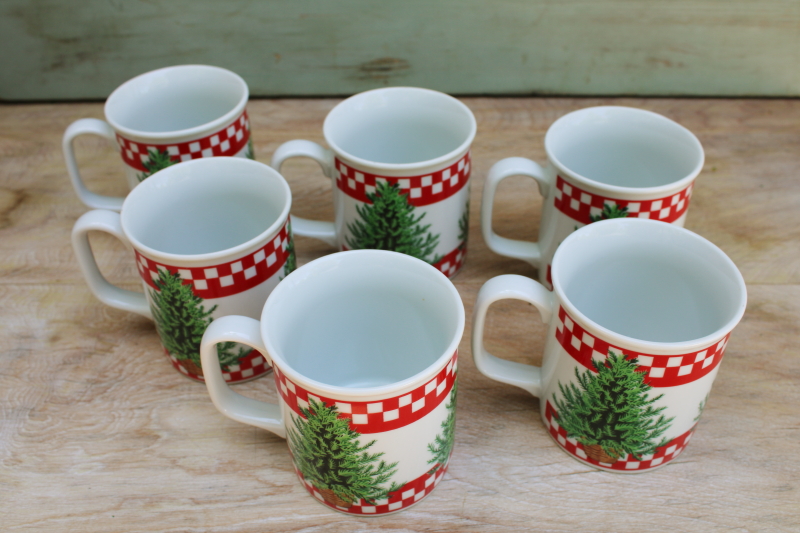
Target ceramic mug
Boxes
[271,87,477,278]
[63,65,253,211]
[72,157,307,383]
[481,106,704,289]
[472,218,746,472]
[200,250,464,514]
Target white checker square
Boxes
[638,212,650,219]
[286,381,295,392]
[458,159,465,170]
[366,185,375,195]
[146,146,157,155]
[555,189,563,200]
[410,188,421,198]
[193,279,208,290]
[150,270,159,281]
[335,402,351,413]
[241,368,254,378]
[402,489,415,500]
[388,501,402,511]
[202,148,213,157]
[307,394,321,404]
[626,461,639,469]
[442,168,450,180]
[666,445,677,455]
[441,262,450,272]
[558,434,566,445]
[167,146,179,156]
[651,199,662,210]
[280,382,288,395]
[375,177,387,185]
[398,179,410,189]
[450,175,458,186]
[204,268,219,278]
[352,413,368,424]
[267,252,277,266]
[189,142,201,153]
[130,143,139,153]
[425,475,435,487]
[581,193,592,203]
[360,506,376,514]
[355,172,364,183]
[565,317,574,331]
[273,236,282,248]
[236,130,243,141]
[140,153,149,163]
[703,357,715,368]
[436,380,446,395]
[348,178,355,189]
[667,357,683,367]
[227,126,236,136]
[640,453,654,461]
[338,163,348,176]
[231,261,243,273]
[678,199,685,211]
[220,275,234,287]
[695,350,708,362]
[414,491,425,502]
[252,355,264,365]
[367,402,383,413]
[446,361,453,374]
[383,409,399,422]
[581,333,594,347]
[571,336,581,350]
[210,135,220,146]
[589,206,601,218]
[566,436,577,446]
[678,364,693,376]
[563,183,572,195]
[412,398,425,412]
[717,339,726,349]
[576,448,587,459]
[627,202,640,213]
[297,397,308,410]
[125,149,133,159]
[254,250,266,262]
[399,394,412,407]
[432,182,443,194]
[425,380,437,394]
[180,154,191,162]
[139,256,149,267]
[220,140,230,152]
[244,266,257,279]
[636,355,653,366]
[464,162,470,175]
[178,269,192,280]
[227,365,240,372]
[374,498,388,506]
[422,175,433,186]
[570,198,580,210]
[648,367,665,378]
[671,194,680,205]
[592,349,606,361]
[659,207,671,219]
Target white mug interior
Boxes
[262,250,464,390]
[545,106,704,189]
[553,218,746,345]
[105,65,248,136]
[121,157,290,258]
[323,87,476,167]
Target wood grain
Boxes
[1,98,799,532]
[2,1,800,100]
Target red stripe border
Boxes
[555,306,729,388]
[116,111,251,172]
[334,152,470,207]
[274,352,458,434]
[554,175,693,225]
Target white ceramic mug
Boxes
[481,106,704,289]
[271,87,477,278]
[72,157,309,383]
[200,250,464,514]
[472,218,746,472]
[63,65,253,211]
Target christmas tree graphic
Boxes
[458,199,469,250]
[552,351,673,463]
[149,269,248,376]
[245,137,255,160]
[288,398,404,507]
[428,380,457,474]
[694,393,710,422]
[346,180,441,264]
[589,203,629,223]
[137,149,176,182]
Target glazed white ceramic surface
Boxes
[481,106,704,289]
[472,218,746,472]
[271,87,477,277]
[200,250,465,515]
[63,65,250,211]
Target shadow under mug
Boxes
[271,87,477,278]
[63,64,253,211]
[200,250,465,515]
[72,157,320,383]
[472,218,746,472]
[481,106,704,289]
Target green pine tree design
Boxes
[149,269,247,373]
[346,180,441,264]
[552,351,673,462]
[137,149,176,182]
[458,199,469,250]
[694,393,710,422]
[589,203,629,223]
[245,137,255,160]
[288,398,404,507]
[427,379,457,474]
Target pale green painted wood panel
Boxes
[1,0,798,100]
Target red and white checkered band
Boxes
[295,462,448,515]
[555,307,730,388]
[546,401,693,471]
[432,244,467,278]
[274,352,458,434]
[136,218,291,300]
[116,111,251,172]
[164,348,271,383]
[553,175,694,225]
[334,152,471,207]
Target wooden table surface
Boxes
[1,98,798,532]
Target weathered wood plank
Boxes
[1,1,799,100]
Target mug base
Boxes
[164,349,272,384]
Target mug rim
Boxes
[544,106,705,197]
[104,65,249,141]
[551,218,747,353]
[260,249,466,398]
[120,157,292,264]
[322,86,477,172]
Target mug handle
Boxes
[71,209,152,318]
[481,157,552,268]
[200,316,285,437]
[471,274,555,397]
[63,118,126,211]
[271,140,338,247]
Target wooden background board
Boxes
[2,0,800,100]
[1,98,799,531]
